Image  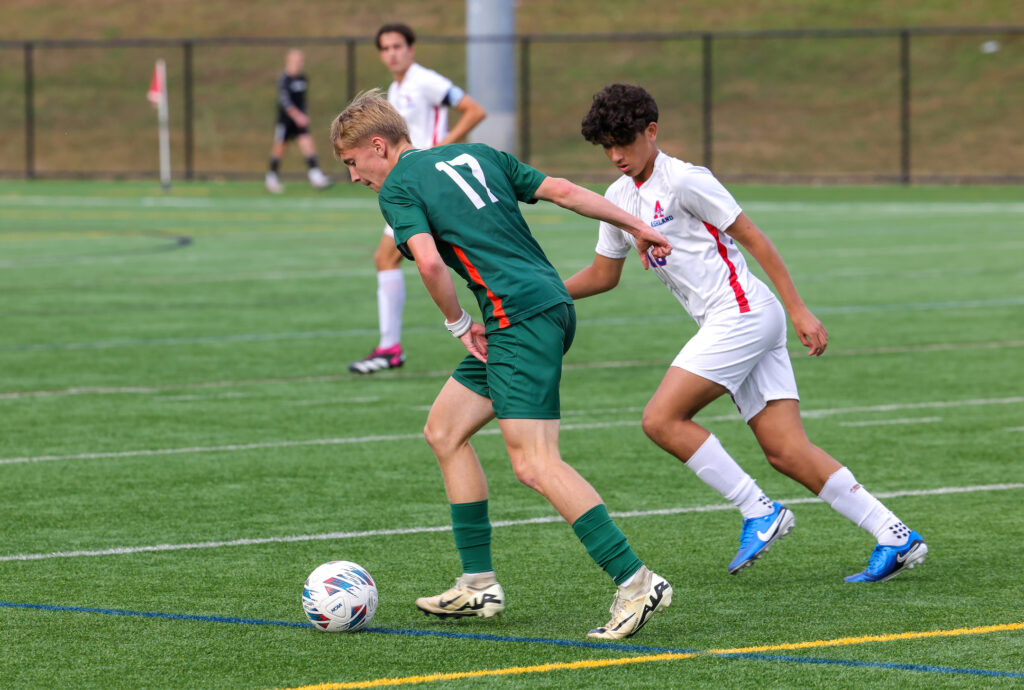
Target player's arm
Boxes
[533,177,671,269]
[725,213,828,356]
[277,76,309,128]
[437,94,486,146]
[405,233,488,362]
[287,106,309,128]
[564,254,625,299]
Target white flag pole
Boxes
[155,59,171,190]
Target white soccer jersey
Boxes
[596,152,775,325]
[387,63,461,149]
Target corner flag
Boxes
[147,60,171,189]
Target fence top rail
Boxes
[1,24,1022,49]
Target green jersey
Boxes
[378,143,571,329]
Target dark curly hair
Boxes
[375,23,416,50]
[581,84,659,147]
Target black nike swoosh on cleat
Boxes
[895,541,925,564]
[611,613,636,631]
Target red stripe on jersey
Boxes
[450,243,511,328]
[431,106,441,146]
[704,222,750,313]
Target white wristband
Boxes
[444,309,473,338]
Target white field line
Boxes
[4,196,1023,214]
[283,396,380,407]
[0,195,380,211]
[838,416,943,428]
[2,396,1022,467]
[1006,427,1024,433]
[2,482,1022,563]
[5,300,1023,353]
[741,201,1024,215]
[3,339,1023,401]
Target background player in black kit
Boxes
[265,49,331,193]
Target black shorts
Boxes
[274,118,309,142]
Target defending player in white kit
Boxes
[566,84,928,583]
[348,23,487,374]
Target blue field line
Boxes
[0,601,311,628]
[3,600,1023,680]
[721,652,1024,679]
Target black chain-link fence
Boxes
[1,26,1021,183]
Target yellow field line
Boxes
[287,653,698,690]
[285,621,1024,690]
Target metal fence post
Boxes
[23,42,35,179]
[183,40,195,180]
[702,33,713,170]
[346,39,356,102]
[518,36,530,163]
[899,30,911,185]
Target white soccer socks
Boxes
[376,269,406,349]
[818,467,908,546]
[685,434,774,519]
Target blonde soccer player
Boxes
[330,90,674,638]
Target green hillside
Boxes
[2,0,1022,40]
[0,1,1021,181]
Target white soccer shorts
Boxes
[383,224,395,239]
[671,297,799,422]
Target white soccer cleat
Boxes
[265,172,284,194]
[308,167,331,190]
[587,566,672,640]
[415,573,505,619]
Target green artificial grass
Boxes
[0,180,1022,688]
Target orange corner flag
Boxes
[147,60,164,106]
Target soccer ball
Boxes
[301,560,378,632]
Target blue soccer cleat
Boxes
[728,502,795,574]
[844,530,928,583]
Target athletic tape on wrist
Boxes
[445,309,473,338]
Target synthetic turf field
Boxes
[1,179,1022,688]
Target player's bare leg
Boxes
[424,378,494,504]
[265,140,286,193]
[499,418,671,639]
[296,133,330,189]
[416,378,505,619]
[747,398,840,493]
[375,235,403,272]
[749,398,927,582]
[498,418,600,522]
[641,366,727,458]
[642,366,793,573]
[350,237,406,374]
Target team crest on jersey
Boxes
[650,200,674,227]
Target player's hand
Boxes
[459,322,488,363]
[292,112,310,128]
[634,227,672,270]
[792,307,828,356]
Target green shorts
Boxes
[452,302,576,419]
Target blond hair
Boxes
[329,89,410,155]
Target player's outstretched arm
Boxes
[405,233,488,362]
[438,95,486,146]
[726,213,828,356]
[564,254,626,299]
[533,177,671,269]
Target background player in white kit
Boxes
[566,84,928,583]
[348,23,487,374]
